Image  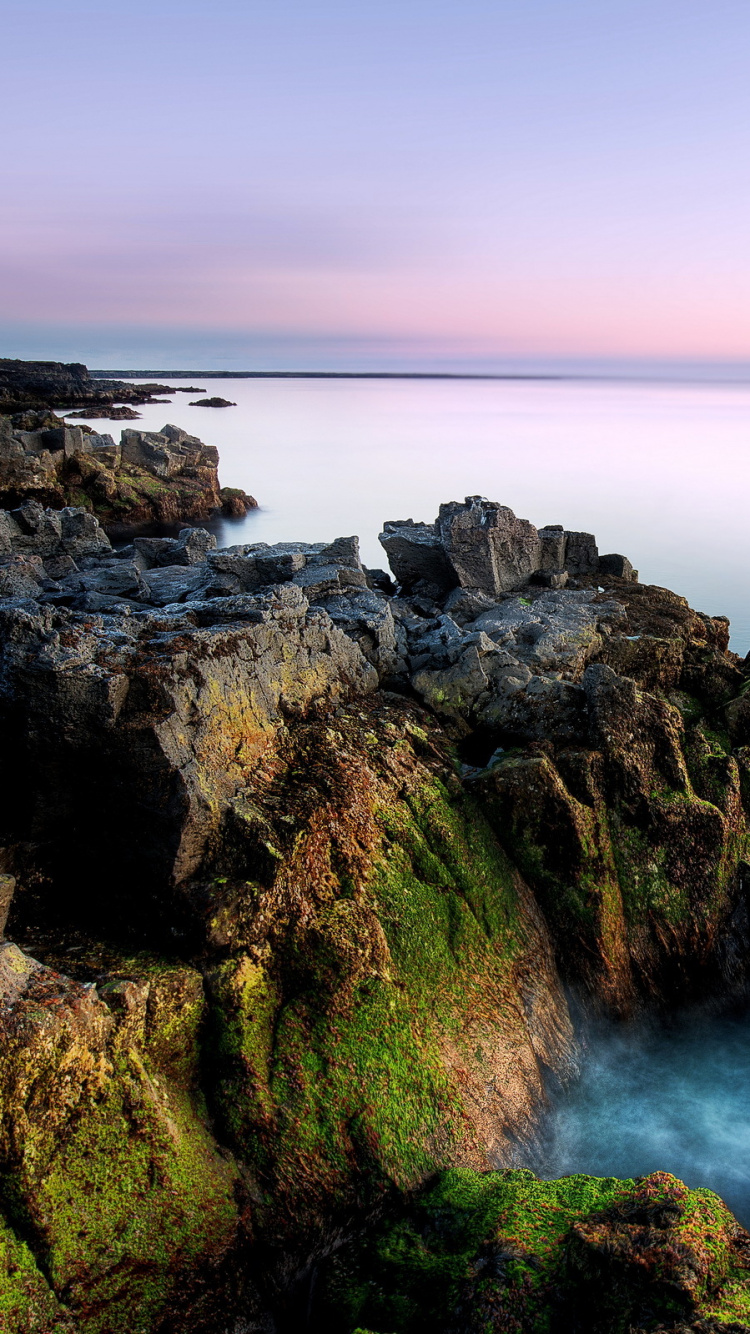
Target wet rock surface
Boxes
[0,489,749,1330]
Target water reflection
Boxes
[535,1009,750,1227]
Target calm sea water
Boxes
[537,1011,750,1228]
[79,374,750,651]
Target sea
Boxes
[77,372,750,652]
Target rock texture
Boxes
[0,417,256,526]
[0,491,749,1331]
[380,495,637,598]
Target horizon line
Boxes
[89,367,750,386]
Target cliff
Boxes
[0,492,748,1331]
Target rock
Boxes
[314,586,403,679]
[219,485,258,515]
[438,496,542,594]
[364,566,397,595]
[380,496,623,599]
[0,357,175,413]
[0,486,749,1334]
[141,563,209,605]
[189,397,236,407]
[0,587,378,898]
[173,526,217,565]
[314,1168,750,1334]
[0,407,257,529]
[67,404,142,419]
[378,518,457,596]
[599,551,639,581]
[0,875,15,937]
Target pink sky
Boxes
[3,1,750,365]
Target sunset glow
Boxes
[3,0,750,367]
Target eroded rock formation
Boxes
[0,491,748,1331]
[0,416,256,526]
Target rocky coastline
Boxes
[0,473,749,1330]
[0,357,203,417]
[0,413,257,529]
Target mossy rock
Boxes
[315,1168,750,1333]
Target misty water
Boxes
[79,372,750,651]
[534,1010,750,1228]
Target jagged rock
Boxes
[599,551,638,581]
[438,496,543,593]
[317,586,404,679]
[0,585,378,904]
[0,488,749,1332]
[0,410,256,527]
[315,1168,750,1334]
[0,357,174,412]
[380,495,614,598]
[378,518,457,596]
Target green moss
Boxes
[36,1050,239,1333]
[317,1169,750,1334]
[208,770,539,1221]
[0,1210,71,1332]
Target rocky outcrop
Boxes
[380,495,637,598]
[0,417,256,526]
[0,492,749,1329]
[0,357,175,414]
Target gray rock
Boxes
[0,555,46,600]
[173,527,217,566]
[438,496,541,595]
[563,530,599,575]
[59,508,111,558]
[599,553,638,582]
[0,588,377,888]
[442,585,499,625]
[314,587,403,679]
[141,564,208,606]
[378,519,456,595]
[133,536,180,569]
[292,562,368,602]
[78,562,147,600]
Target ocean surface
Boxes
[536,1010,750,1228]
[76,373,750,652]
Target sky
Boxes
[2,0,750,369]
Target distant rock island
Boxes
[189,395,237,407]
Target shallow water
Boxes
[534,1010,750,1228]
[76,374,750,650]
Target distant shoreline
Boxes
[90,369,563,381]
[88,367,750,385]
